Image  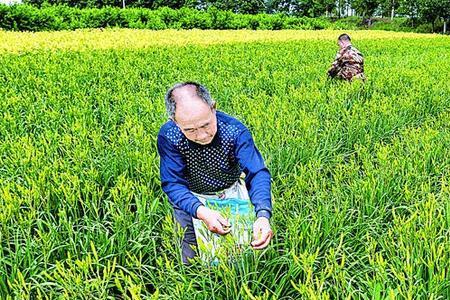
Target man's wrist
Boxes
[195,205,207,220]
[256,209,271,220]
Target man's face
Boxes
[338,39,349,49]
[174,100,217,145]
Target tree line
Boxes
[21,0,450,32]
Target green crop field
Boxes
[0,29,450,299]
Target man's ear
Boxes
[212,101,217,110]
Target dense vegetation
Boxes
[1,29,449,298]
[0,4,447,32]
[19,0,450,33]
[0,5,344,31]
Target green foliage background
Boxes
[0,5,335,31]
[0,4,447,33]
[1,32,450,298]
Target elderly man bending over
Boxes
[157,82,273,264]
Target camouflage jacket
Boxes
[328,45,365,81]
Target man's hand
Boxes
[251,217,273,250]
[196,206,231,235]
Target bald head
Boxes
[164,82,215,120]
[164,82,218,145]
[171,84,200,103]
[172,85,211,122]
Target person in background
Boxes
[328,33,365,81]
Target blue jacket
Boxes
[157,111,272,219]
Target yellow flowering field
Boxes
[0,29,442,52]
